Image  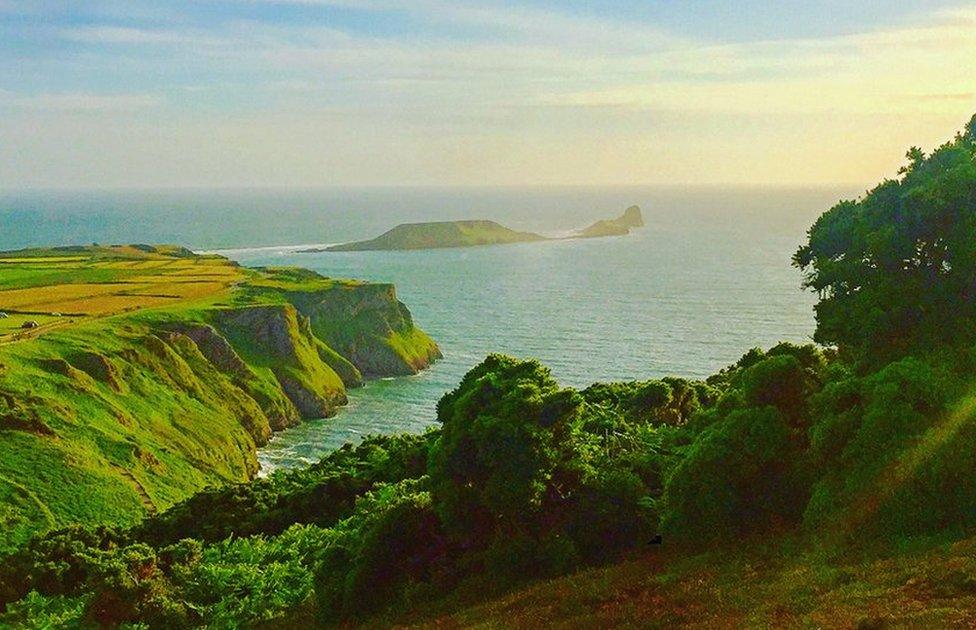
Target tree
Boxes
[427,354,586,538]
[793,114,976,358]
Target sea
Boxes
[0,185,861,473]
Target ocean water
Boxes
[0,185,858,472]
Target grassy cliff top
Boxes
[0,246,375,343]
[0,245,245,343]
[0,244,440,551]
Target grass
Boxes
[388,536,976,629]
[0,245,243,340]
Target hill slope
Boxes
[400,538,976,628]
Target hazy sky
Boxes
[1,1,974,188]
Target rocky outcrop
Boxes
[577,205,645,239]
[172,323,300,431]
[70,351,124,392]
[282,283,442,378]
[175,324,249,375]
[619,205,644,228]
[212,305,348,420]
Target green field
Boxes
[0,245,244,340]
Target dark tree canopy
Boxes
[428,354,586,536]
[794,113,976,358]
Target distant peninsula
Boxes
[303,205,644,253]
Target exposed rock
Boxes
[167,323,300,430]
[620,205,644,227]
[283,283,442,378]
[213,304,348,420]
[0,392,54,436]
[577,205,645,239]
[172,323,249,375]
[71,352,124,393]
[274,370,344,419]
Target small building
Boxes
[0,312,8,319]
[21,320,39,329]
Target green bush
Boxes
[428,354,587,537]
[315,478,443,622]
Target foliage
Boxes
[794,117,976,357]
[661,344,826,546]
[133,431,433,547]
[315,478,444,622]
[429,354,587,537]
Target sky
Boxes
[0,1,974,188]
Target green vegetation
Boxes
[313,205,644,252]
[2,118,976,627]
[0,246,439,552]
[795,116,976,360]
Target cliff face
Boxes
[212,305,348,419]
[283,283,442,377]
[0,265,439,551]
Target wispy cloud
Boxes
[0,92,161,112]
[1,1,974,187]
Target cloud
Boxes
[0,92,161,112]
[61,26,205,45]
[532,6,976,117]
[3,0,975,187]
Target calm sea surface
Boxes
[0,186,859,472]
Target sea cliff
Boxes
[0,247,439,549]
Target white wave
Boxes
[196,243,338,257]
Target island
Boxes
[576,204,644,238]
[324,219,545,252]
[302,205,644,253]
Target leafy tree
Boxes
[794,115,976,358]
[661,346,826,546]
[428,354,587,538]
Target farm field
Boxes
[0,245,244,342]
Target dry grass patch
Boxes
[28,294,177,315]
[124,282,231,300]
[0,284,148,310]
[0,256,87,264]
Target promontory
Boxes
[0,244,440,548]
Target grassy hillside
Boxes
[401,537,976,628]
[0,246,439,552]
